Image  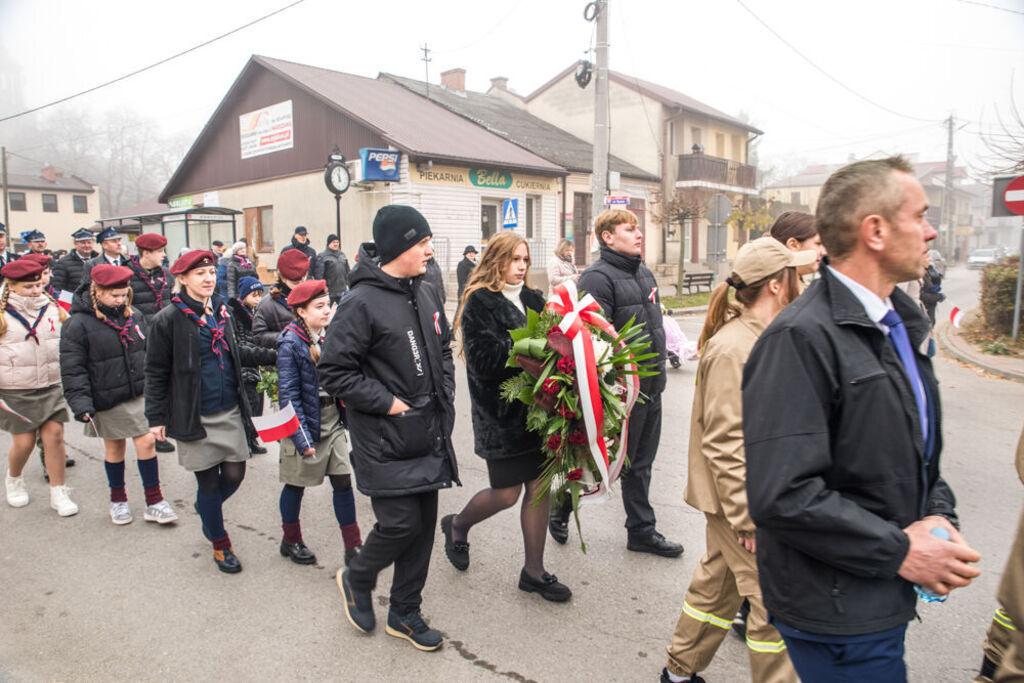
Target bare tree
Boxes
[653,187,708,294]
[977,82,1024,176]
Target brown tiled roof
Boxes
[526,64,762,135]
[6,172,95,193]
[255,56,565,175]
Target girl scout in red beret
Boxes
[59,264,178,526]
[1,259,77,516]
[275,279,362,566]
[144,250,276,574]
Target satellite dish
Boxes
[575,60,593,89]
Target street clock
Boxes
[325,159,350,195]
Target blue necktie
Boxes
[881,309,928,443]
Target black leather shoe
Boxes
[440,514,469,570]
[248,442,267,455]
[548,516,569,545]
[518,568,572,602]
[344,546,361,567]
[280,540,317,565]
[660,668,705,683]
[154,439,175,453]
[214,547,242,574]
[732,598,750,639]
[338,569,375,633]
[627,530,684,558]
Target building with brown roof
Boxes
[4,166,102,252]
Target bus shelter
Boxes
[95,206,242,258]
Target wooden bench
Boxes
[681,272,714,294]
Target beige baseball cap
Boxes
[729,236,817,287]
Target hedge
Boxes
[980,257,1023,337]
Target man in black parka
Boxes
[51,228,98,294]
[559,208,683,558]
[319,205,457,652]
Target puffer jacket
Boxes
[277,321,331,451]
[315,248,350,301]
[547,254,578,293]
[318,242,458,497]
[252,287,292,348]
[0,291,63,390]
[684,306,764,538]
[225,255,258,299]
[59,292,147,418]
[743,266,956,636]
[461,286,545,460]
[228,297,262,385]
[578,245,666,396]
[51,249,97,294]
[124,256,172,319]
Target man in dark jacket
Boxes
[51,228,97,294]
[320,204,457,652]
[281,225,317,275]
[0,223,17,267]
[557,208,682,558]
[82,227,125,285]
[314,233,350,304]
[742,156,981,681]
[455,245,477,302]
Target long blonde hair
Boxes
[697,268,800,352]
[293,302,326,363]
[0,280,69,336]
[454,231,531,333]
[90,283,134,321]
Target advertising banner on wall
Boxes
[359,149,402,182]
[239,100,294,160]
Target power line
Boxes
[950,0,1024,16]
[0,0,307,123]
[735,0,941,124]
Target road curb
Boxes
[937,317,1024,382]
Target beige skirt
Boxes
[176,406,250,472]
[84,396,149,440]
[279,402,350,487]
[0,384,69,434]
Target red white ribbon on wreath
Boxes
[546,281,640,503]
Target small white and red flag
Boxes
[251,403,302,443]
[57,290,74,313]
[950,307,964,328]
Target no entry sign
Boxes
[1004,175,1024,216]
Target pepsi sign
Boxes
[359,148,402,182]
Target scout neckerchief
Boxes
[98,305,136,347]
[5,301,49,344]
[171,295,229,368]
[284,320,311,345]
[45,283,58,299]
[129,256,167,310]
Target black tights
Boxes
[452,478,550,580]
[195,461,246,500]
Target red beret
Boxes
[21,252,52,269]
[286,279,328,307]
[277,249,310,281]
[135,233,168,251]
[91,264,133,288]
[169,249,217,275]
[1,259,43,282]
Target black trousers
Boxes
[619,392,661,536]
[243,380,264,418]
[347,489,438,615]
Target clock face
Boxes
[327,163,350,194]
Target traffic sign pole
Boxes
[1001,176,1024,342]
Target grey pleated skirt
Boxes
[176,406,250,472]
[84,396,149,440]
[279,402,350,487]
[0,384,69,434]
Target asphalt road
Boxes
[2,275,1022,682]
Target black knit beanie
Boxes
[372,205,432,264]
[327,233,340,247]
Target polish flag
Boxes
[57,290,74,313]
[950,307,964,328]
[251,403,301,442]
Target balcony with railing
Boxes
[676,153,757,191]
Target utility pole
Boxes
[590,0,609,235]
[940,114,956,259]
[420,44,432,98]
[1,147,8,231]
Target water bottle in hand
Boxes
[914,527,951,604]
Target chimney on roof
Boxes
[441,68,466,94]
[490,76,509,91]
[41,165,57,182]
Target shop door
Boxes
[481,204,498,243]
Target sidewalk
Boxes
[937,311,1024,382]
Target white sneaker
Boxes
[5,474,29,507]
[110,501,133,525]
[143,500,178,524]
[50,485,79,517]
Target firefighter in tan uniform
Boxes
[977,425,1024,682]
[662,237,814,683]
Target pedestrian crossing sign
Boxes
[502,199,518,229]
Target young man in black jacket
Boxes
[320,205,457,652]
[742,156,981,681]
[51,228,98,294]
[561,208,683,558]
[314,233,350,304]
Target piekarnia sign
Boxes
[239,100,294,160]
[413,163,557,194]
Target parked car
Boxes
[968,248,999,269]
[928,249,946,276]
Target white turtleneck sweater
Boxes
[502,281,525,315]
